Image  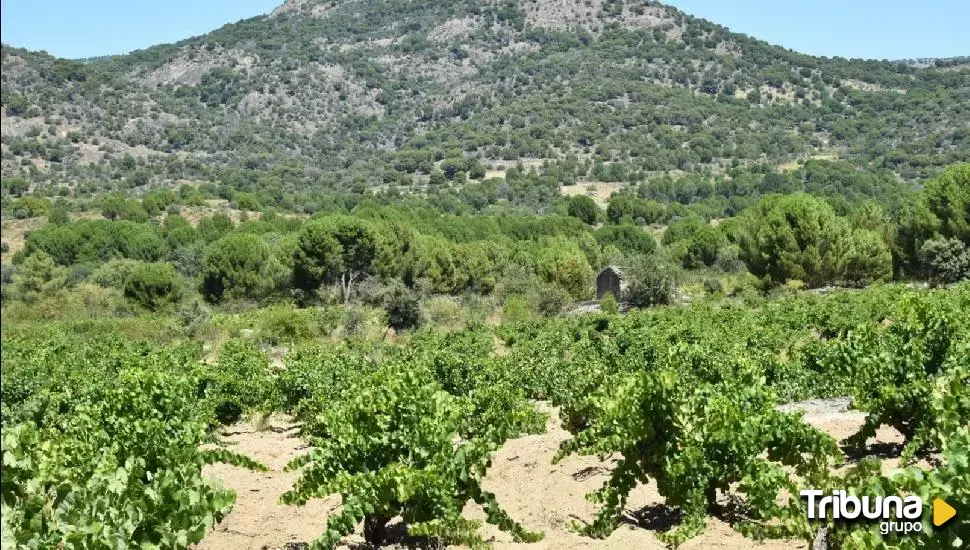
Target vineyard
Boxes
[2,283,967,549]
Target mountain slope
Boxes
[2,0,969,194]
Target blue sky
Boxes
[1,0,967,61]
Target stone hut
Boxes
[596,266,625,300]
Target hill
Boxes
[1,0,969,203]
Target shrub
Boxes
[90,258,143,290]
[919,237,970,286]
[624,257,677,308]
[566,195,599,225]
[424,296,462,326]
[595,225,657,256]
[535,239,593,300]
[124,263,181,310]
[257,304,314,344]
[502,295,532,323]
[600,292,619,314]
[200,340,273,426]
[11,252,69,301]
[385,285,421,331]
[529,282,571,316]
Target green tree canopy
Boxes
[566,195,599,225]
[201,233,271,302]
[293,216,378,301]
[124,262,182,310]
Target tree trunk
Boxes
[363,515,391,546]
[341,271,360,304]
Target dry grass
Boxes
[776,151,840,173]
[560,181,625,208]
[1,216,45,263]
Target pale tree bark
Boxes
[340,271,364,304]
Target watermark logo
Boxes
[933,498,956,527]
[801,490,957,535]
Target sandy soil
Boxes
[196,400,904,550]
[196,416,340,550]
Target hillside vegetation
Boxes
[2,0,969,201]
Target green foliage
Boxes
[535,238,593,300]
[556,366,839,544]
[529,281,572,316]
[600,292,618,314]
[832,294,970,462]
[255,303,316,344]
[124,262,182,310]
[11,196,50,217]
[10,251,69,301]
[293,216,378,297]
[594,224,657,256]
[496,284,968,545]
[1,335,265,548]
[384,282,422,331]
[201,232,271,302]
[90,258,144,290]
[606,196,665,225]
[101,192,149,222]
[1,176,30,197]
[663,216,725,268]
[566,195,599,225]
[923,164,970,243]
[281,362,542,549]
[920,237,970,285]
[623,257,676,308]
[197,213,234,243]
[822,427,970,548]
[199,340,273,425]
[736,193,892,287]
[21,219,167,265]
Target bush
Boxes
[595,225,657,256]
[200,340,273,426]
[11,252,69,302]
[566,195,599,225]
[535,239,593,300]
[502,295,532,323]
[702,278,723,295]
[624,257,677,308]
[529,282,572,316]
[424,296,462,326]
[124,263,181,310]
[919,237,970,285]
[90,258,143,290]
[385,285,421,331]
[600,292,619,314]
[257,304,314,344]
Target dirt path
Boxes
[198,401,902,550]
[196,415,340,550]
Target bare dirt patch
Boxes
[559,182,624,208]
[196,415,340,550]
